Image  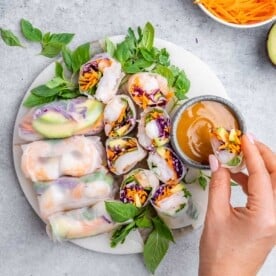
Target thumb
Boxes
[207,155,231,214]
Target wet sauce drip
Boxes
[176,101,239,164]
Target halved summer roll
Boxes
[46,201,116,241]
[127,72,172,109]
[34,169,116,219]
[104,95,136,137]
[21,136,105,182]
[120,169,159,208]
[147,147,186,184]
[210,127,244,173]
[106,137,147,175]
[19,97,104,141]
[79,53,124,103]
[151,182,194,229]
[137,107,171,150]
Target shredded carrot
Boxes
[195,0,276,25]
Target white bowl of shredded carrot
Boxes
[195,0,276,28]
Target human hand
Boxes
[199,134,276,276]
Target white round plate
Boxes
[13,36,227,254]
[198,3,275,29]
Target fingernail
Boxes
[246,132,255,144]
[209,154,219,172]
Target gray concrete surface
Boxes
[0,0,275,275]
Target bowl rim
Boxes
[198,3,276,29]
[171,95,246,170]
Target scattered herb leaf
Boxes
[0,29,23,47]
[20,19,42,42]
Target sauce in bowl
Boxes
[176,101,239,165]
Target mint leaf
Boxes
[152,217,174,242]
[110,222,136,247]
[114,41,132,65]
[23,93,55,107]
[42,32,51,44]
[141,22,154,50]
[31,85,59,97]
[0,29,23,47]
[105,201,139,223]
[154,65,174,86]
[140,48,155,62]
[143,230,169,274]
[62,46,73,72]
[46,77,67,89]
[158,48,170,66]
[135,216,152,228]
[198,175,207,190]
[55,62,64,79]
[40,42,63,58]
[20,19,42,42]
[59,89,80,99]
[71,42,90,73]
[105,38,116,57]
[48,33,74,45]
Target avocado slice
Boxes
[267,23,276,65]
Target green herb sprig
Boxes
[105,22,190,102]
[105,201,174,274]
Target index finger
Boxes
[242,135,273,209]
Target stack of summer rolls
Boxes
[19,52,207,243]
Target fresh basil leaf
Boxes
[62,46,73,72]
[23,93,55,107]
[105,201,139,223]
[198,175,207,190]
[175,72,190,92]
[105,38,116,57]
[122,63,140,74]
[114,41,131,65]
[141,22,154,50]
[48,33,74,45]
[133,58,153,69]
[59,89,80,99]
[152,217,174,242]
[143,230,169,274]
[40,42,63,58]
[154,65,174,86]
[140,48,155,62]
[20,19,42,42]
[42,32,51,44]
[0,29,23,47]
[110,222,136,248]
[135,216,152,228]
[158,48,170,66]
[46,77,67,89]
[71,42,90,73]
[31,85,59,97]
[55,62,64,79]
[137,26,143,43]
[127,28,138,45]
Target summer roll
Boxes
[210,127,244,173]
[19,97,104,141]
[34,170,116,219]
[46,201,116,241]
[79,53,124,103]
[21,136,105,182]
[120,168,159,208]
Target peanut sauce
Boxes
[176,101,239,164]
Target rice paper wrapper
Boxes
[120,168,160,208]
[104,95,136,137]
[210,128,245,173]
[79,53,124,103]
[106,137,147,175]
[137,107,171,150]
[35,169,117,219]
[18,97,104,141]
[47,201,116,242]
[152,179,209,230]
[21,136,106,182]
